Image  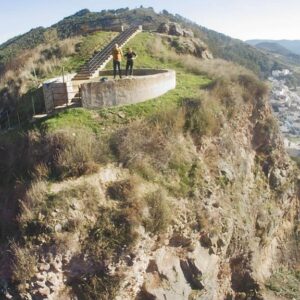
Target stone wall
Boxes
[81,69,176,109]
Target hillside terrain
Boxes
[0,7,295,131]
[0,8,286,79]
[0,7,299,300]
[246,41,300,79]
[247,40,300,56]
[0,8,294,120]
[255,42,296,57]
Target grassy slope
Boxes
[61,31,117,74]
[1,31,299,300]
[43,32,211,133]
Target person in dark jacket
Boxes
[124,48,137,77]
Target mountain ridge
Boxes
[247,39,300,55]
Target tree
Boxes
[43,29,58,44]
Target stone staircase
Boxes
[72,26,142,81]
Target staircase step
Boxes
[72,26,141,81]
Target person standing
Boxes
[124,48,137,77]
[112,44,123,79]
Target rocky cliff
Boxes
[0,40,299,300]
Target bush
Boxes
[237,74,268,102]
[110,121,171,175]
[182,98,221,142]
[85,207,137,259]
[148,107,185,136]
[266,268,300,299]
[11,243,38,293]
[70,272,120,300]
[144,189,171,234]
[107,176,145,225]
[45,129,103,179]
[19,182,101,241]
[0,127,105,185]
[107,178,137,202]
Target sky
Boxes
[0,0,300,44]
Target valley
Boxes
[269,70,300,156]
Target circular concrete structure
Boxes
[81,69,176,109]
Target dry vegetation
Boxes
[0,37,80,93]
[2,32,298,300]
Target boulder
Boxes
[169,36,213,59]
[36,286,51,298]
[157,22,170,34]
[169,23,184,36]
[183,30,194,38]
[202,50,214,60]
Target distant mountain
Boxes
[255,42,293,56]
[247,41,300,67]
[247,39,300,55]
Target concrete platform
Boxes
[81,69,176,109]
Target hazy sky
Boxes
[0,0,300,44]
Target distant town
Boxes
[269,69,300,156]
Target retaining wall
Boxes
[81,69,176,109]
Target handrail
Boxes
[73,26,141,80]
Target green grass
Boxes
[96,72,210,127]
[42,108,101,133]
[62,31,117,73]
[266,268,300,299]
[14,31,211,134]
[106,32,176,70]
[40,72,210,133]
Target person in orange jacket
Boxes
[112,44,123,79]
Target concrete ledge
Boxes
[43,74,76,112]
[81,69,176,109]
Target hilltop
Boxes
[0,7,299,300]
[0,7,287,77]
[1,7,294,126]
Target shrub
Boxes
[110,121,171,174]
[266,268,300,299]
[19,182,101,241]
[252,116,279,153]
[107,178,137,202]
[182,98,221,142]
[70,272,121,300]
[46,129,102,179]
[237,74,268,102]
[144,189,171,234]
[106,176,145,226]
[0,131,39,185]
[19,180,48,227]
[148,107,185,136]
[11,243,38,293]
[33,163,50,180]
[85,207,137,259]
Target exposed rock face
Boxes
[157,22,212,59]
[0,62,298,299]
[169,23,184,36]
[183,29,195,38]
[157,22,170,34]
[169,36,213,59]
[2,98,298,299]
[157,22,195,38]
